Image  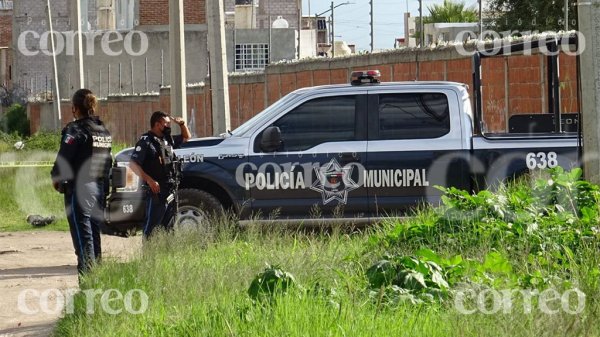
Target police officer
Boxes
[129,111,190,238]
[51,89,112,275]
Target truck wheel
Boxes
[174,189,223,230]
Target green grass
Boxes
[0,138,131,232]
[53,168,600,336]
[0,152,69,231]
[53,223,600,337]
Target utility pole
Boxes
[369,0,373,52]
[478,0,483,35]
[169,0,187,123]
[47,0,61,123]
[418,0,424,46]
[297,0,302,58]
[71,0,85,88]
[564,0,569,30]
[579,0,600,183]
[207,0,231,134]
[315,2,352,58]
[331,1,335,57]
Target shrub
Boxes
[1,104,30,137]
[24,132,61,152]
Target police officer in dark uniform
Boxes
[51,89,112,275]
[129,111,190,238]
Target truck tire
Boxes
[174,189,223,230]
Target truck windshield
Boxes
[231,91,300,137]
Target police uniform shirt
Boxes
[51,117,112,184]
[130,133,183,185]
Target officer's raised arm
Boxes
[171,116,191,144]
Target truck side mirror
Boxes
[260,126,283,152]
[110,166,128,189]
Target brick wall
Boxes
[30,49,580,144]
[139,0,206,25]
[12,0,70,93]
[221,52,578,137]
[0,11,11,47]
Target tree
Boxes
[1,104,30,137]
[424,0,478,24]
[487,0,578,32]
[0,85,27,107]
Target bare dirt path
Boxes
[0,231,142,337]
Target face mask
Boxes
[163,126,172,136]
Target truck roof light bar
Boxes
[351,70,381,85]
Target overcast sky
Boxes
[303,0,481,51]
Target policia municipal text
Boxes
[129,111,190,238]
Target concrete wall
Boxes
[424,23,479,45]
[226,28,296,72]
[29,47,580,144]
[55,28,209,98]
[12,0,70,94]
[12,0,209,99]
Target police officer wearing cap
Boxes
[51,89,112,275]
[129,111,190,238]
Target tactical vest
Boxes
[149,134,176,179]
[80,118,112,180]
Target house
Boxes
[224,0,298,72]
[10,0,208,99]
[11,0,314,96]
[424,22,479,45]
[399,13,479,47]
[0,0,11,86]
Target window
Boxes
[235,44,269,71]
[377,93,450,140]
[115,0,135,30]
[271,96,357,151]
[317,18,327,30]
[0,1,12,10]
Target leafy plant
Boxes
[21,132,61,151]
[375,168,600,257]
[248,265,296,301]
[1,104,30,137]
[366,249,461,305]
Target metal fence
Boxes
[19,52,169,102]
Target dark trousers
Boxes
[64,181,103,274]
[143,186,175,238]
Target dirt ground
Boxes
[0,231,142,337]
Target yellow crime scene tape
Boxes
[0,161,54,167]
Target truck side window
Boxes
[378,93,450,139]
[271,95,356,151]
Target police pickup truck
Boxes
[104,65,580,234]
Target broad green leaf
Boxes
[483,252,513,275]
[430,270,449,289]
[366,260,396,288]
[416,248,441,264]
[446,255,463,267]
[399,271,427,291]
